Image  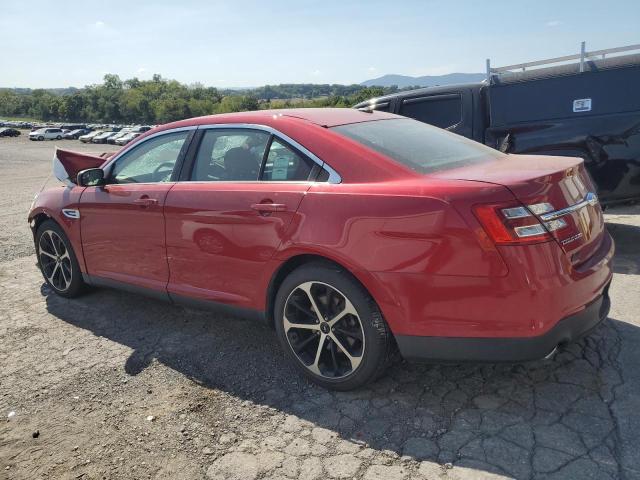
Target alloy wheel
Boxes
[38,230,72,291]
[283,281,365,379]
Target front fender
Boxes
[29,186,87,273]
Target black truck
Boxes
[354,45,640,204]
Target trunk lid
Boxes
[431,154,605,265]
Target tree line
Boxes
[0,74,402,124]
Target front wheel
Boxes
[38,136,44,141]
[36,220,85,297]
[274,263,393,390]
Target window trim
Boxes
[101,123,341,185]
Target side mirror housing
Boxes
[77,168,105,187]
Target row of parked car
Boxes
[28,126,153,145]
[0,120,154,146]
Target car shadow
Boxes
[43,284,633,479]
[607,221,640,274]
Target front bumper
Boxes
[396,283,611,362]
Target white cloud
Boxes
[545,20,562,27]
[367,66,377,72]
[94,20,105,28]
[311,69,321,76]
[137,67,147,74]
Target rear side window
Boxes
[332,118,502,174]
[399,94,461,129]
[261,138,315,181]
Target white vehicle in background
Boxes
[114,132,141,145]
[29,128,64,141]
[91,131,119,144]
[106,128,132,144]
[79,131,103,143]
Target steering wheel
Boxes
[153,162,175,181]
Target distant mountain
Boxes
[360,73,485,88]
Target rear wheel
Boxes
[274,263,393,390]
[56,135,62,140]
[36,220,84,297]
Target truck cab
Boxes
[355,46,640,204]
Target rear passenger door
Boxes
[398,91,472,137]
[164,127,326,309]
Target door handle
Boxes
[251,203,287,213]
[134,196,158,207]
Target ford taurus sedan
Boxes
[28,108,613,390]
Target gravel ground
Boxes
[1,134,639,480]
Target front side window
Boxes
[332,118,503,174]
[191,129,270,181]
[110,131,189,184]
[261,138,315,181]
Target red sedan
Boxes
[29,108,613,390]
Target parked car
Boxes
[107,129,132,144]
[91,131,118,144]
[0,127,21,137]
[30,108,613,390]
[29,128,64,141]
[64,129,91,140]
[131,125,152,133]
[79,131,103,143]
[61,124,87,131]
[354,44,640,205]
[114,132,141,145]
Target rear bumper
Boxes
[396,283,610,362]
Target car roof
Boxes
[159,108,400,130]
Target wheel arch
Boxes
[29,207,87,273]
[30,211,53,237]
[265,253,398,332]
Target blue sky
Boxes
[1,0,638,88]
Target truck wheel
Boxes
[36,220,85,298]
[274,263,393,390]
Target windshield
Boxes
[332,118,503,174]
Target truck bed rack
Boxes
[487,42,640,85]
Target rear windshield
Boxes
[332,118,502,174]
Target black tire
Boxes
[56,135,62,140]
[38,136,44,141]
[35,220,85,298]
[274,262,393,390]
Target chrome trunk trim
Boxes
[539,192,598,221]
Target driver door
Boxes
[80,129,193,293]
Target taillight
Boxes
[473,202,567,245]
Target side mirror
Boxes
[77,168,105,187]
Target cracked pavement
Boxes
[1,136,639,479]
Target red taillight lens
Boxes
[473,203,552,245]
